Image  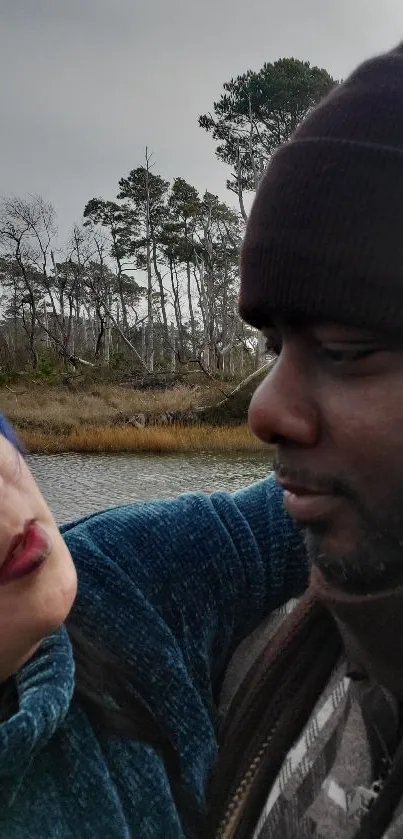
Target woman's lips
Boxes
[0,520,51,585]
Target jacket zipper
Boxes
[215,725,277,839]
[213,599,339,839]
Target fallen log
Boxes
[194,361,273,425]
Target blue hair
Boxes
[0,414,25,453]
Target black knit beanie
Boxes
[240,43,403,334]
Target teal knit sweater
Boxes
[0,476,308,838]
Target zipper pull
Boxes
[347,779,384,822]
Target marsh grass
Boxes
[0,384,216,431]
[20,423,265,455]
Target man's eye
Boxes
[319,344,380,364]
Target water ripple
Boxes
[28,452,271,524]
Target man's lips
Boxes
[277,478,343,523]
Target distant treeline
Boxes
[0,58,336,378]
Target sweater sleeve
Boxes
[61,475,308,702]
[59,476,308,811]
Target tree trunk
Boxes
[151,235,170,354]
[13,289,18,366]
[195,255,210,370]
[229,346,235,376]
[98,299,149,371]
[42,300,50,349]
[145,152,154,372]
[169,322,176,373]
[186,258,197,357]
[141,321,146,364]
[94,309,105,359]
[103,293,112,365]
[169,258,184,356]
[236,141,248,222]
[111,231,129,332]
[30,335,38,368]
[256,331,266,369]
[103,316,111,364]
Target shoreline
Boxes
[19,423,266,455]
[0,383,268,455]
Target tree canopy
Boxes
[199,57,337,217]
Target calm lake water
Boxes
[28,452,271,524]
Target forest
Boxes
[0,58,336,384]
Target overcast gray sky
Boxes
[0,0,402,244]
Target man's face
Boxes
[248,320,403,593]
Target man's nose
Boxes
[248,351,320,447]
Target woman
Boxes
[0,414,307,838]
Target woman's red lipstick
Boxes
[0,520,51,585]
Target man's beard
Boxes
[304,522,403,594]
[274,460,403,594]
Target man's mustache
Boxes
[272,459,358,501]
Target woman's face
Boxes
[0,433,77,684]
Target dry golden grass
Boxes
[20,423,265,455]
[0,384,216,431]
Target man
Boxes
[210,40,403,839]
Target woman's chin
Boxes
[23,542,78,642]
[41,552,78,629]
